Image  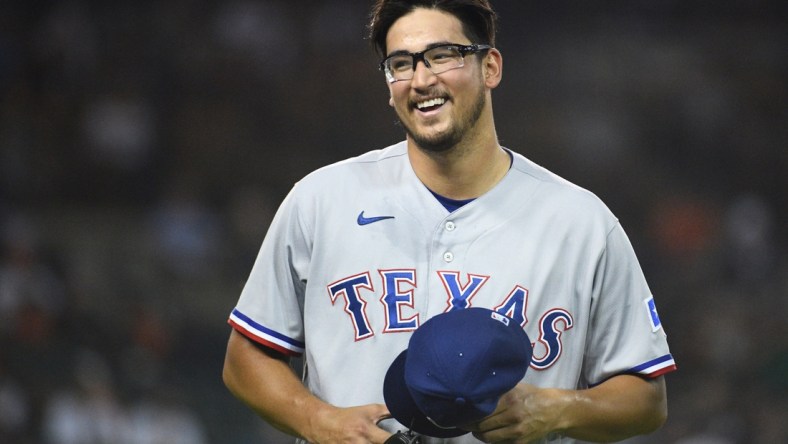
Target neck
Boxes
[408,126,509,200]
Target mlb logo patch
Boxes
[644,296,662,332]
[491,311,510,326]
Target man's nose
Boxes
[411,59,437,87]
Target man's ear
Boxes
[483,48,503,89]
[389,96,394,107]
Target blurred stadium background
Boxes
[0,1,785,443]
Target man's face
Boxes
[385,8,488,153]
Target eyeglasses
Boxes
[379,43,492,83]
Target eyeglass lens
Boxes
[385,45,466,81]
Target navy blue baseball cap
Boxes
[383,307,532,438]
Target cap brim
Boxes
[383,350,468,438]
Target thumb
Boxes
[370,403,392,423]
[369,404,395,443]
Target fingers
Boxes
[365,402,392,428]
[464,384,544,443]
[309,403,394,443]
[363,405,393,443]
[463,410,510,443]
[369,403,392,423]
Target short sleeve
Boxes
[581,222,676,385]
[228,184,312,356]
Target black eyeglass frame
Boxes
[379,43,492,83]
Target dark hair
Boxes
[368,0,497,57]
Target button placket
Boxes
[438,219,458,263]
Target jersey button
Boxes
[445,221,456,231]
[443,252,454,262]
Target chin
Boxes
[408,129,460,153]
[401,120,460,153]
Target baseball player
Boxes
[223,1,676,443]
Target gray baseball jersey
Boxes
[229,141,676,444]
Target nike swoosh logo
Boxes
[357,211,395,226]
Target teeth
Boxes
[416,98,446,109]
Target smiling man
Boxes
[222,1,676,443]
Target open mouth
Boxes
[415,97,447,113]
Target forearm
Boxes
[222,329,328,440]
[553,375,667,442]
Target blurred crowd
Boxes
[0,1,786,443]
